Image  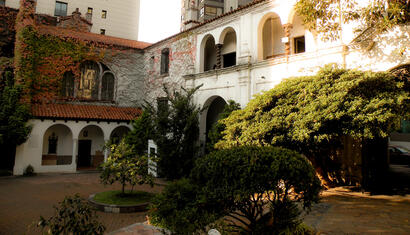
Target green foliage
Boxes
[148,86,201,180]
[37,194,105,235]
[206,100,240,152]
[0,70,31,169]
[295,0,409,41]
[100,139,154,194]
[149,178,223,235]
[23,164,35,176]
[125,110,154,155]
[150,146,321,234]
[217,65,409,150]
[93,190,154,206]
[192,146,321,234]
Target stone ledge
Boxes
[88,194,150,213]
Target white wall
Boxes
[14,119,132,175]
[6,0,140,40]
[42,124,73,156]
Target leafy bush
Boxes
[150,146,321,234]
[100,139,154,194]
[149,178,223,235]
[38,194,105,235]
[23,164,35,176]
[148,86,201,180]
[192,146,321,234]
[216,65,409,185]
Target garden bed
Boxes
[89,190,155,213]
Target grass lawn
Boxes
[93,190,155,206]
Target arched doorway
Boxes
[206,96,227,137]
[78,125,105,169]
[110,126,131,144]
[42,124,73,166]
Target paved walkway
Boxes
[1,172,410,235]
[0,172,163,235]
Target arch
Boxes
[205,96,227,137]
[61,71,75,98]
[78,125,105,168]
[290,13,306,54]
[42,124,73,166]
[110,126,131,144]
[257,12,286,61]
[220,27,237,68]
[200,34,217,72]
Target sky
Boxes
[138,0,182,43]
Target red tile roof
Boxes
[37,25,152,49]
[32,103,142,122]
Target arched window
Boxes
[61,71,74,97]
[220,28,237,68]
[203,36,217,71]
[79,61,100,100]
[258,13,285,60]
[161,48,170,75]
[101,72,115,101]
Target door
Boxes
[78,140,92,168]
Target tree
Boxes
[216,65,409,186]
[150,146,321,234]
[295,0,410,41]
[206,100,240,152]
[100,139,154,195]
[38,194,105,235]
[125,110,154,156]
[0,69,31,170]
[148,86,201,180]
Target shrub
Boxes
[23,164,35,176]
[150,146,321,234]
[191,146,322,234]
[100,139,154,194]
[149,178,222,235]
[37,194,105,235]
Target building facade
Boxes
[4,0,140,40]
[4,0,409,175]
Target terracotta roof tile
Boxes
[32,103,142,121]
[37,25,152,49]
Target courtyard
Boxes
[0,170,409,235]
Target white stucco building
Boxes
[4,0,140,40]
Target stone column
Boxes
[71,138,78,171]
[282,24,293,59]
[216,44,223,69]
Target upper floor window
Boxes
[101,72,115,101]
[100,29,106,35]
[205,6,217,16]
[0,0,5,7]
[160,48,170,75]
[54,1,68,17]
[294,36,305,54]
[102,10,107,19]
[61,71,74,98]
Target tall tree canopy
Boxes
[295,0,410,41]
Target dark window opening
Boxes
[48,133,58,154]
[100,29,106,35]
[160,48,170,75]
[294,36,305,54]
[101,73,115,101]
[0,0,5,6]
[61,71,75,97]
[54,1,68,17]
[157,97,169,116]
[102,10,107,19]
[223,52,236,68]
[87,7,93,15]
